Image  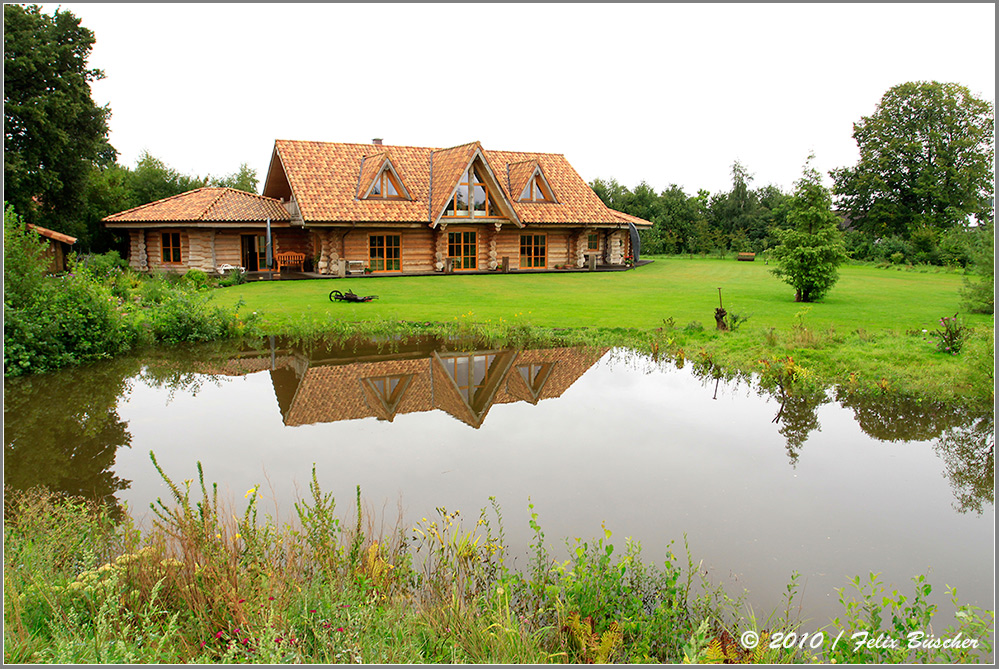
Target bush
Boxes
[930,314,968,355]
[218,269,247,287]
[72,251,128,281]
[144,293,249,344]
[3,203,50,309]
[4,274,135,376]
[182,268,210,291]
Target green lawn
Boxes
[209,257,993,403]
[214,257,990,334]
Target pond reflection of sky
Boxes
[6,343,993,629]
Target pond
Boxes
[4,335,994,629]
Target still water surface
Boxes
[4,336,993,627]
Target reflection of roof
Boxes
[281,346,608,429]
[103,187,291,224]
[27,224,76,245]
[284,358,434,426]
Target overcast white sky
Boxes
[47,3,996,197]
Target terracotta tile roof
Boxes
[265,139,649,227]
[27,224,76,245]
[608,209,654,229]
[357,153,386,198]
[507,160,539,201]
[103,187,291,224]
[430,142,480,223]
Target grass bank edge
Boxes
[5,475,994,664]
[231,310,994,408]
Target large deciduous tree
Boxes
[770,158,848,302]
[4,4,116,238]
[831,81,995,238]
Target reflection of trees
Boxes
[934,416,995,515]
[833,390,968,442]
[771,388,829,466]
[4,356,141,518]
[836,389,994,514]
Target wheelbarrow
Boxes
[329,289,378,303]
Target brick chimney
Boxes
[372,138,383,146]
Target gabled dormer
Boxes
[357,152,412,201]
[429,142,522,228]
[360,373,414,421]
[509,160,556,203]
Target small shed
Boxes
[27,224,77,273]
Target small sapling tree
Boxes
[769,158,848,302]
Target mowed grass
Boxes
[213,256,989,333]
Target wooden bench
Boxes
[345,260,366,275]
[737,252,756,262]
[275,251,305,271]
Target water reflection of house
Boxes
[201,340,607,429]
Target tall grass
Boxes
[5,463,993,664]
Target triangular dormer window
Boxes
[442,167,505,218]
[520,174,555,202]
[361,374,413,416]
[518,363,554,397]
[519,172,554,203]
[360,155,411,200]
[370,171,400,198]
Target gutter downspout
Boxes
[265,218,273,270]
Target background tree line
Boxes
[592,160,791,258]
[591,81,993,282]
[5,4,258,253]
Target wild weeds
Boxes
[5,472,994,664]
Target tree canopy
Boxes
[770,158,848,302]
[4,4,116,238]
[831,81,995,238]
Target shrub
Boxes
[145,293,245,344]
[72,251,128,280]
[3,203,50,309]
[4,274,135,376]
[182,268,210,291]
[138,274,174,304]
[930,314,967,355]
[218,269,247,287]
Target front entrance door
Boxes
[447,230,477,270]
[241,234,268,271]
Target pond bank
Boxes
[5,477,993,664]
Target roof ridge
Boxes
[200,188,232,221]
[435,140,481,153]
[103,186,213,220]
[218,186,285,203]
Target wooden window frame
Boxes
[442,166,505,218]
[519,174,554,203]
[161,230,183,264]
[367,169,406,200]
[440,352,498,403]
[369,233,402,272]
[447,229,478,270]
[587,233,599,251]
[520,233,547,269]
